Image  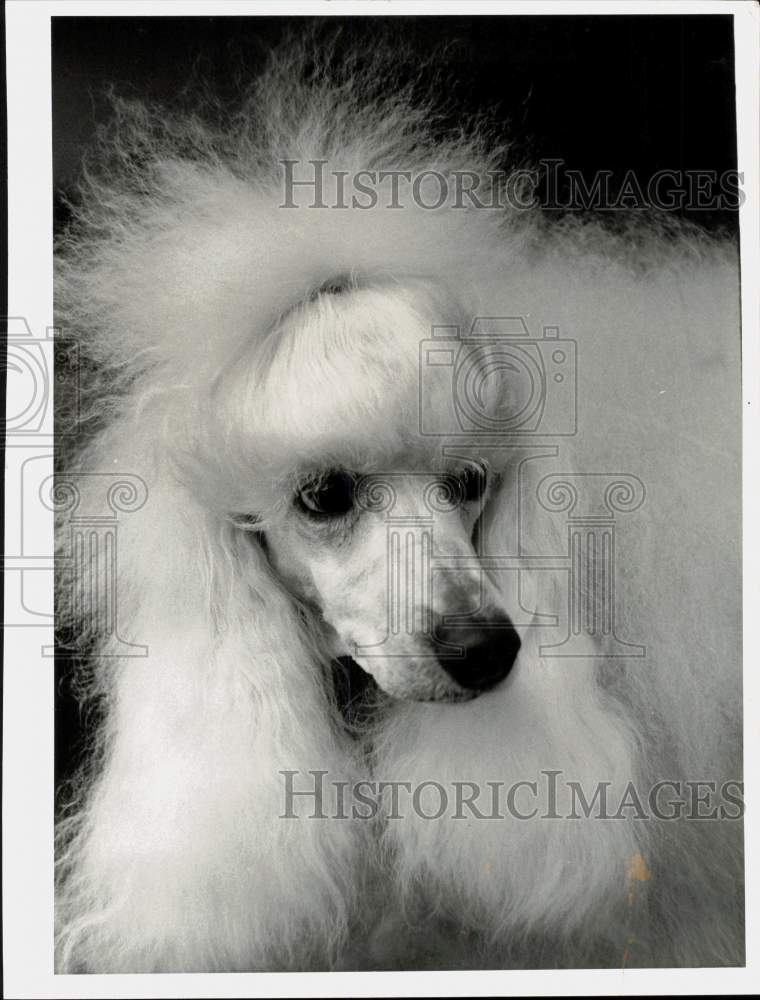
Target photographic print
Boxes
[3,2,759,996]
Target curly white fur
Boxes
[55,37,743,971]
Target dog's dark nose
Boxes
[435,614,520,690]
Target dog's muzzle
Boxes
[434,613,520,691]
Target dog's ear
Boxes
[55,437,364,972]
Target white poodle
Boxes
[55,38,743,971]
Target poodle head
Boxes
[188,277,524,702]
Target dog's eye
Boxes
[460,465,487,503]
[296,471,355,518]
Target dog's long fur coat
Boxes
[55,38,744,971]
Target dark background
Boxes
[53,14,739,788]
[53,15,739,226]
